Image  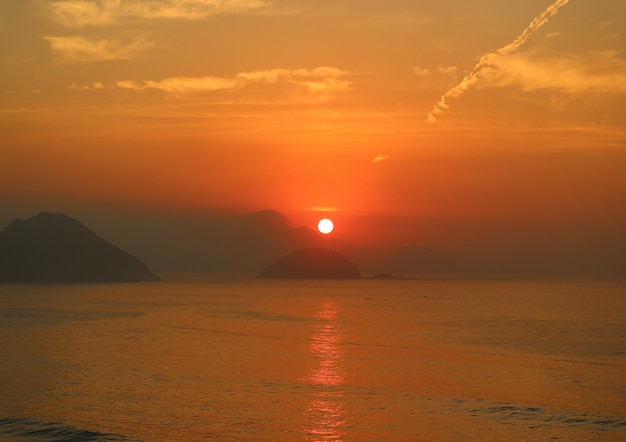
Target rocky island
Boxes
[259,248,361,279]
[0,212,159,283]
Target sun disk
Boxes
[317,218,334,234]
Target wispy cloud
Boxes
[372,154,389,163]
[309,206,340,213]
[45,0,277,28]
[413,65,457,77]
[287,68,352,102]
[69,81,105,90]
[427,0,571,123]
[236,68,289,83]
[115,76,240,93]
[44,35,154,62]
[480,50,626,94]
[74,66,353,102]
[235,67,350,83]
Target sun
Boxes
[317,218,334,235]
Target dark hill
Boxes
[0,212,159,283]
[259,248,361,279]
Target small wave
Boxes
[0,308,143,328]
[0,418,140,442]
[464,404,626,432]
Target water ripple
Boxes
[0,418,141,442]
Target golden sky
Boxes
[1,0,626,247]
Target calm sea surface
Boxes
[0,276,625,441]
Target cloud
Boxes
[44,35,154,62]
[69,81,105,90]
[413,65,458,77]
[372,154,389,163]
[115,76,240,93]
[230,67,353,103]
[480,50,626,94]
[427,0,571,122]
[309,206,340,213]
[236,68,289,83]
[45,0,276,28]
[546,31,562,39]
[236,67,350,83]
[74,66,353,102]
[291,78,350,93]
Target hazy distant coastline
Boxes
[0,209,624,281]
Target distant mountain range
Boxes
[0,210,470,278]
[0,212,159,283]
[84,209,461,275]
[1,208,623,279]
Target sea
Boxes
[0,275,625,441]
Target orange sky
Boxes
[1,0,626,249]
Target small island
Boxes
[259,248,361,279]
[0,212,159,283]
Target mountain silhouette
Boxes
[8,209,464,276]
[259,248,361,279]
[90,209,343,273]
[0,212,159,283]
[3,208,623,278]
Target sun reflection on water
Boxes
[304,301,347,440]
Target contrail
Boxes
[427,0,571,123]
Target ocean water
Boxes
[0,276,625,441]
